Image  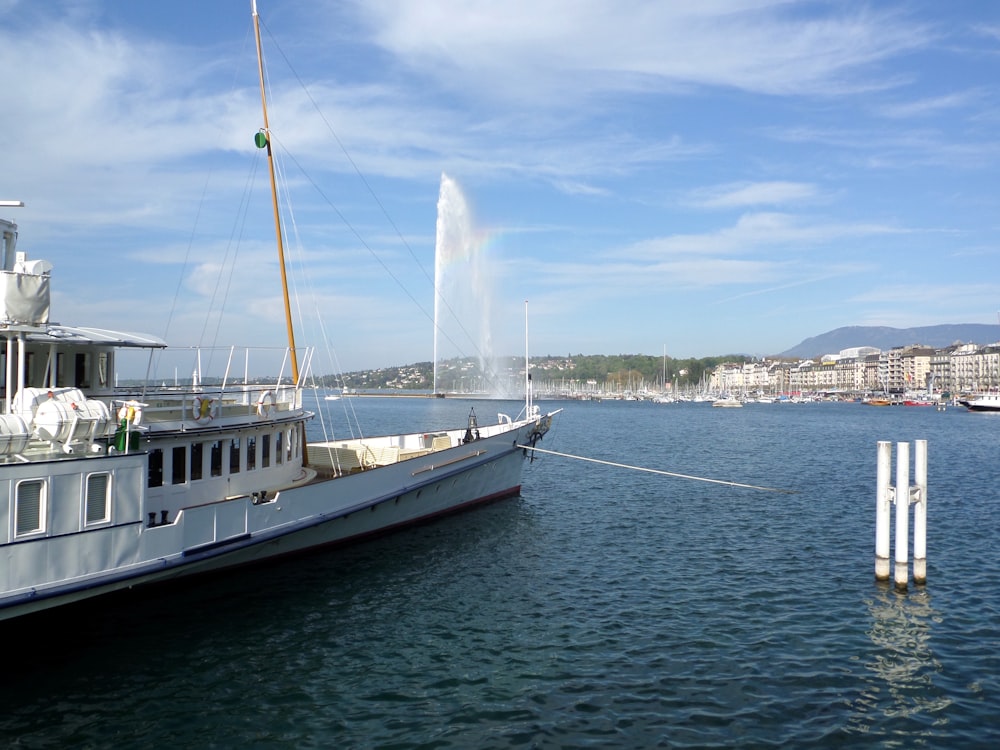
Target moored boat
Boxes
[959,394,1000,412]
[712,395,743,408]
[0,4,557,622]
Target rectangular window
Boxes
[275,432,283,465]
[210,440,223,477]
[286,428,293,461]
[97,352,109,388]
[247,436,256,471]
[75,352,91,388]
[172,445,187,485]
[191,442,204,481]
[15,480,45,536]
[56,352,66,387]
[85,473,110,525]
[229,438,241,474]
[148,449,163,488]
[261,433,270,468]
[24,352,36,388]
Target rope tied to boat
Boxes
[516,444,797,494]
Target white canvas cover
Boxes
[0,271,49,325]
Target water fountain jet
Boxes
[432,173,502,396]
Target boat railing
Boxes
[106,382,301,428]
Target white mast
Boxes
[524,300,532,416]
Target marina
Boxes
[3,396,998,747]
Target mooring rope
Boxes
[518,444,797,494]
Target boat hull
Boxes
[0,417,550,621]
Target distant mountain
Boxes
[780,324,1000,359]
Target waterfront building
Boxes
[702,341,1000,398]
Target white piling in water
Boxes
[894,441,910,589]
[913,440,927,584]
[874,440,927,589]
[875,441,892,581]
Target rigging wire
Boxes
[518,445,798,494]
[158,21,258,379]
[256,18,509,394]
[267,136,367,441]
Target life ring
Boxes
[192,396,216,424]
[117,404,143,425]
[256,390,275,418]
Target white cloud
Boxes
[623,212,902,258]
[689,181,819,209]
[352,0,931,103]
[877,90,982,119]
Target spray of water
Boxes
[433,173,499,395]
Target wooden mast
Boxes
[252,0,299,382]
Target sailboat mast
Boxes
[252,0,299,382]
[525,299,532,415]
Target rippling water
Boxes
[3,398,999,748]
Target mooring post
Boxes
[913,439,927,584]
[894,441,910,590]
[875,441,892,581]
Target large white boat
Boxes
[0,5,556,622]
[959,394,1000,412]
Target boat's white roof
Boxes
[25,325,167,348]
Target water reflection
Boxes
[849,584,950,738]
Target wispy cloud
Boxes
[687,181,819,209]
[622,212,903,258]
[877,90,982,119]
[353,0,932,103]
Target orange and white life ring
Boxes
[256,390,275,418]
[192,396,216,424]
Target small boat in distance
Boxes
[712,394,743,408]
[0,3,557,622]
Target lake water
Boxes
[2,397,999,748]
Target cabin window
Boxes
[191,442,204,481]
[247,436,256,471]
[97,352,109,388]
[286,428,294,461]
[15,480,46,536]
[229,438,241,474]
[172,445,187,485]
[75,352,90,388]
[210,440,223,477]
[275,432,283,465]
[261,434,271,468]
[56,352,67,387]
[85,473,111,525]
[148,448,163,488]
[24,351,37,387]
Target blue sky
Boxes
[1,0,999,373]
